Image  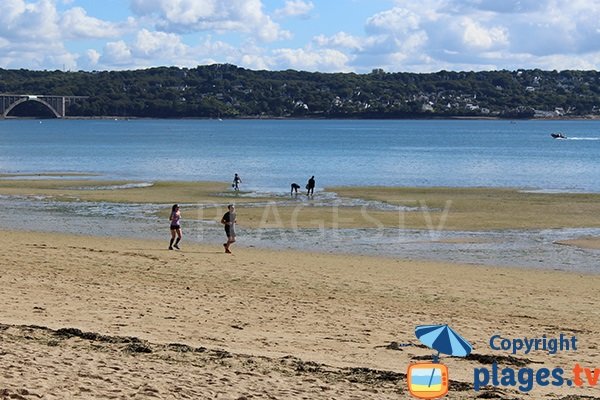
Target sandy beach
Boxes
[1,229,599,399]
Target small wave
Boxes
[0,194,53,201]
[215,189,421,211]
[519,188,593,194]
[69,182,154,190]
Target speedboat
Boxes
[551,132,566,139]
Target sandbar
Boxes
[2,179,600,230]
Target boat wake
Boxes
[566,137,600,141]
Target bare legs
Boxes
[224,235,235,253]
[169,228,182,250]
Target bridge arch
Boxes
[3,96,61,118]
[1,95,88,119]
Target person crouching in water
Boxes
[291,182,300,195]
[169,204,182,250]
[221,204,237,254]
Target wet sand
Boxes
[555,237,600,250]
[3,178,600,230]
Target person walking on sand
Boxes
[169,204,182,250]
[221,204,237,254]
[232,173,242,191]
[306,175,315,196]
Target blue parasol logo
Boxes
[408,324,473,396]
[415,324,473,360]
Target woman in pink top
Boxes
[169,204,182,250]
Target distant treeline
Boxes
[2,64,600,118]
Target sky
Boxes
[2,0,600,73]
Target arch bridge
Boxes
[0,94,89,118]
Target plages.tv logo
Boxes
[474,333,599,393]
[407,324,473,399]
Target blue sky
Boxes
[2,0,600,73]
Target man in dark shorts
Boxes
[221,204,237,253]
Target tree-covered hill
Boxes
[2,65,600,118]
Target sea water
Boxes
[1,119,599,272]
[1,118,599,192]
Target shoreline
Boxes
[4,114,600,121]
[1,229,598,398]
[2,177,600,228]
[1,177,599,273]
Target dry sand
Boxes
[1,230,599,399]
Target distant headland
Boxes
[2,64,600,119]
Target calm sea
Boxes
[1,119,599,272]
[1,118,599,192]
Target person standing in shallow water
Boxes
[221,204,237,254]
[233,173,242,191]
[169,204,182,250]
[306,175,315,196]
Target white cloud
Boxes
[459,19,508,51]
[132,29,188,59]
[274,1,314,18]
[61,7,127,39]
[89,31,255,70]
[4,0,600,73]
[101,40,133,66]
[0,0,78,69]
[86,49,101,66]
[272,47,351,72]
[130,0,290,42]
[0,0,28,27]
[365,7,422,35]
[329,0,600,72]
[47,51,78,70]
[314,32,362,50]
[240,53,270,70]
[449,0,545,14]
[187,36,241,66]
[0,0,61,41]
[428,16,509,54]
